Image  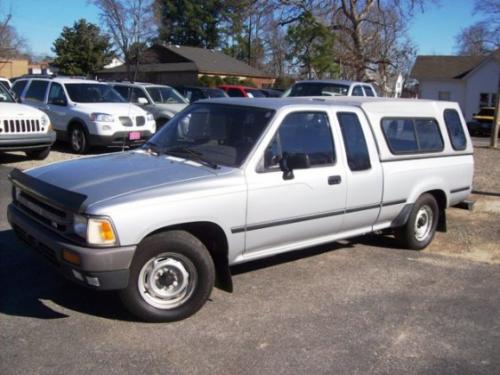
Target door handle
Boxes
[328,175,342,185]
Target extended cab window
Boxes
[337,112,371,171]
[382,118,444,154]
[264,112,335,169]
[443,109,467,150]
[25,80,49,102]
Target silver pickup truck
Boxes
[7,97,474,322]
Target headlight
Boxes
[40,114,50,127]
[90,113,114,122]
[73,215,117,245]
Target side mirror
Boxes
[279,152,310,180]
[51,98,67,106]
[137,97,148,105]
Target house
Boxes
[410,49,500,120]
[97,44,275,88]
[0,58,29,78]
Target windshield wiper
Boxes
[165,147,219,169]
[143,141,163,156]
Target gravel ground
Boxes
[472,146,500,194]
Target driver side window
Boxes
[48,83,67,105]
[264,112,336,170]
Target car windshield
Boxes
[142,103,275,168]
[146,86,187,104]
[65,83,125,103]
[245,89,265,98]
[0,83,14,102]
[289,82,350,97]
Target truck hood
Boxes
[0,102,45,118]
[26,151,221,209]
[73,102,146,116]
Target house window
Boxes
[490,93,497,107]
[479,93,489,107]
[438,91,450,101]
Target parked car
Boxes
[467,107,497,136]
[175,85,228,103]
[0,76,12,90]
[258,88,283,97]
[11,77,156,153]
[0,82,55,159]
[8,97,473,322]
[110,82,188,129]
[285,80,378,97]
[218,85,266,98]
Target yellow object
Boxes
[62,250,81,265]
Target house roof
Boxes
[99,44,274,79]
[410,49,500,81]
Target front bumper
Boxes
[89,130,153,147]
[0,131,56,151]
[7,203,136,290]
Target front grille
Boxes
[119,116,132,127]
[136,116,145,126]
[1,119,41,133]
[16,191,70,234]
[14,225,60,266]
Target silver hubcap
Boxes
[414,205,433,241]
[71,129,84,151]
[138,253,197,309]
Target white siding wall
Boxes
[419,80,466,113]
[463,59,500,121]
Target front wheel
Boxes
[69,124,90,154]
[25,147,50,160]
[395,193,439,250]
[119,230,215,322]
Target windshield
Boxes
[143,103,275,168]
[245,89,265,98]
[146,86,188,104]
[0,83,14,103]
[289,82,349,97]
[65,83,125,103]
[205,88,227,98]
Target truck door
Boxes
[243,110,347,255]
[334,111,383,233]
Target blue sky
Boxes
[5,0,483,57]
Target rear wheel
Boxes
[395,193,439,250]
[25,147,50,160]
[69,124,90,154]
[119,230,215,322]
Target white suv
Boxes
[0,83,55,159]
[12,77,156,153]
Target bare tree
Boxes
[455,22,499,56]
[92,0,155,81]
[0,2,26,70]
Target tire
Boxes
[69,124,90,154]
[155,117,169,131]
[395,193,439,250]
[119,230,215,322]
[25,147,50,160]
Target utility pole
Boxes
[491,92,500,148]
